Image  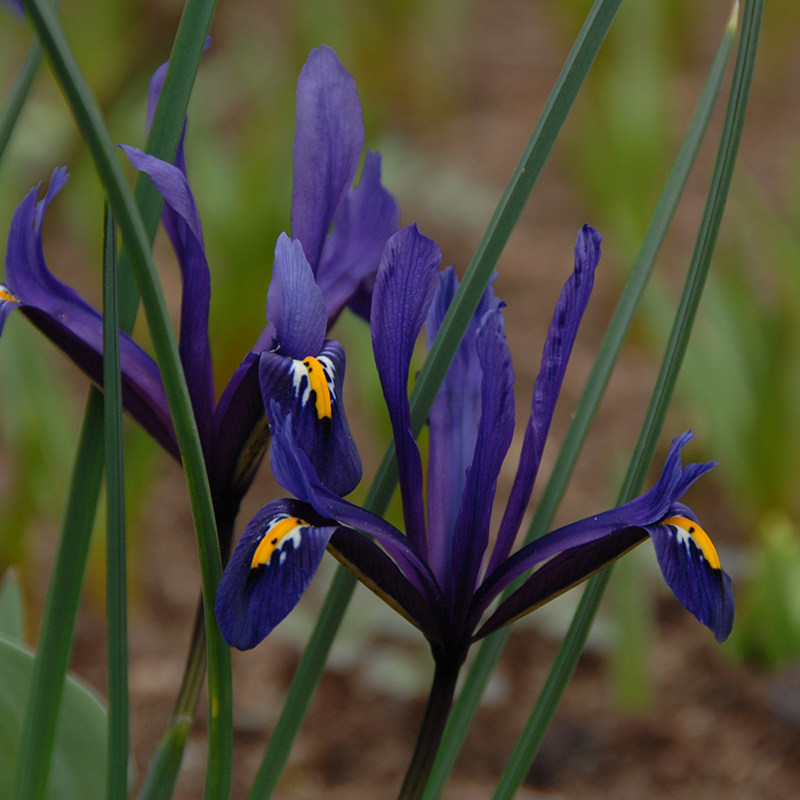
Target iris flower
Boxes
[0,45,398,549]
[216,223,734,661]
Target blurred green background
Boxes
[1,0,799,709]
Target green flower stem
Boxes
[492,2,761,796]
[103,206,128,800]
[17,1,230,799]
[419,8,740,796]
[397,658,461,800]
[248,2,623,797]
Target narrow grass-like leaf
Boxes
[492,3,760,796]
[248,2,623,797]
[16,2,230,799]
[102,206,128,800]
[11,389,105,800]
[419,10,740,796]
[0,40,42,165]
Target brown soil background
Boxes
[12,0,800,797]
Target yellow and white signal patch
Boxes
[290,355,336,419]
[250,516,309,569]
[659,515,721,570]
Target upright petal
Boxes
[371,224,442,555]
[260,340,361,496]
[120,146,215,450]
[425,268,500,588]
[265,233,326,360]
[316,150,400,322]
[215,499,339,649]
[1,170,179,459]
[470,432,717,627]
[448,306,515,613]
[292,45,364,274]
[487,224,601,574]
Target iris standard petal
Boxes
[266,234,326,361]
[259,340,361,496]
[650,515,735,642]
[1,171,179,458]
[292,45,364,274]
[371,224,442,555]
[316,150,400,322]
[425,267,500,588]
[215,499,339,649]
[471,432,716,621]
[448,305,515,612]
[488,224,601,574]
[121,145,215,447]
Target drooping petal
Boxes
[120,146,214,449]
[215,499,339,649]
[473,526,647,640]
[371,224,442,555]
[448,305,515,613]
[649,513,734,642]
[292,45,364,274]
[265,233,326,360]
[268,405,445,621]
[470,432,716,624]
[316,150,400,322]
[1,171,179,459]
[425,267,500,588]
[487,224,601,575]
[259,340,361,496]
[328,527,443,643]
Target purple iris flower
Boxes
[0,45,398,551]
[215,223,734,657]
[1,0,23,16]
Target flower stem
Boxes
[397,658,461,800]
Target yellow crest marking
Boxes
[0,287,19,303]
[661,515,721,570]
[250,516,308,569]
[302,356,332,420]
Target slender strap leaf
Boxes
[419,9,740,796]
[247,2,623,797]
[14,2,229,799]
[492,3,760,796]
[0,40,42,165]
[103,206,128,800]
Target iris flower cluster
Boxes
[0,46,397,553]
[215,222,735,664]
[0,41,733,672]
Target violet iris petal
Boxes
[371,224,442,556]
[469,432,718,624]
[487,223,601,574]
[259,340,361,497]
[448,305,515,615]
[119,145,215,450]
[425,268,495,587]
[265,234,326,360]
[267,404,445,622]
[316,150,400,322]
[291,45,365,274]
[0,169,179,460]
[215,498,339,649]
